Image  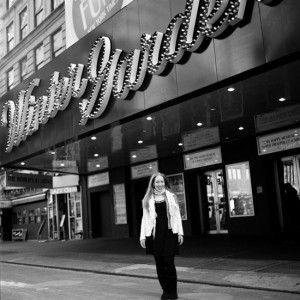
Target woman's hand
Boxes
[178,235,184,245]
[140,239,146,248]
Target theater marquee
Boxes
[1,0,279,153]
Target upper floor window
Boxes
[52,0,64,11]
[20,7,29,41]
[7,68,14,91]
[52,29,63,57]
[7,22,14,52]
[35,44,44,70]
[34,0,45,27]
[20,56,28,81]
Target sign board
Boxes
[113,184,127,224]
[0,200,12,208]
[131,161,158,179]
[255,104,300,133]
[88,172,109,188]
[5,172,52,188]
[184,147,222,170]
[65,0,135,47]
[12,228,27,241]
[130,145,157,163]
[50,186,78,195]
[183,127,220,151]
[257,128,300,155]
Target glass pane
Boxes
[35,45,44,69]
[20,57,28,79]
[7,23,14,41]
[7,69,14,89]
[8,0,14,9]
[226,162,255,217]
[20,8,28,28]
[205,170,228,233]
[281,156,300,195]
[35,0,43,12]
[53,0,64,10]
[53,30,62,55]
[36,10,44,26]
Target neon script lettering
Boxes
[1,0,279,152]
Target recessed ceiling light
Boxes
[228,87,235,92]
[210,108,216,111]
[279,97,286,102]
[96,164,101,168]
[132,155,137,158]
[91,136,97,140]
[146,116,152,121]
[178,143,183,146]
[238,126,244,131]
[94,153,99,157]
[197,122,203,127]
[20,162,25,165]
[138,140,143,144]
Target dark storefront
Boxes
[1,0,300,240]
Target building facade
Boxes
[1,0,300,242]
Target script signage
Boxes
[1,0,279,153]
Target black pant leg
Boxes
[154,255,168,293]
[164,255,177,295]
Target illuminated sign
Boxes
[257,128,300,155]
[1,0,279,153]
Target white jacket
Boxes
[140,190,184,240]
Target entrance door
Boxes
[204,170,228,234]
[90,190,111,238]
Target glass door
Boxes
[204,169,228,234]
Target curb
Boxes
[2,260,300,295]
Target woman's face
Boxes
[154,175,165,191]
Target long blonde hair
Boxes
[142,172,171,210]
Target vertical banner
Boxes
[65,0,135,47]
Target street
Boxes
[1,263,299,300]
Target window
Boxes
[52,29,63,57]
[7,22,14,52]
[226,161,255,217]
[52,0,64,11]
[20,56,28,81]
[34,0,44,27]
[35,44,44,70]
[19,7,29,40]
[7,68,14,91]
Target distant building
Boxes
[0,0,65,96]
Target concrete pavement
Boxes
[1,235,300,295]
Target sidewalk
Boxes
[1,235,300,294]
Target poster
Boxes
[167,173,187,220]
[65,0,135,47]
[113,184,127,224]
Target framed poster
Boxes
[167,173,187,220]
[113,184,127,225]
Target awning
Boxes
[11,192,47,206]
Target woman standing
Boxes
[140,172,184,300]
